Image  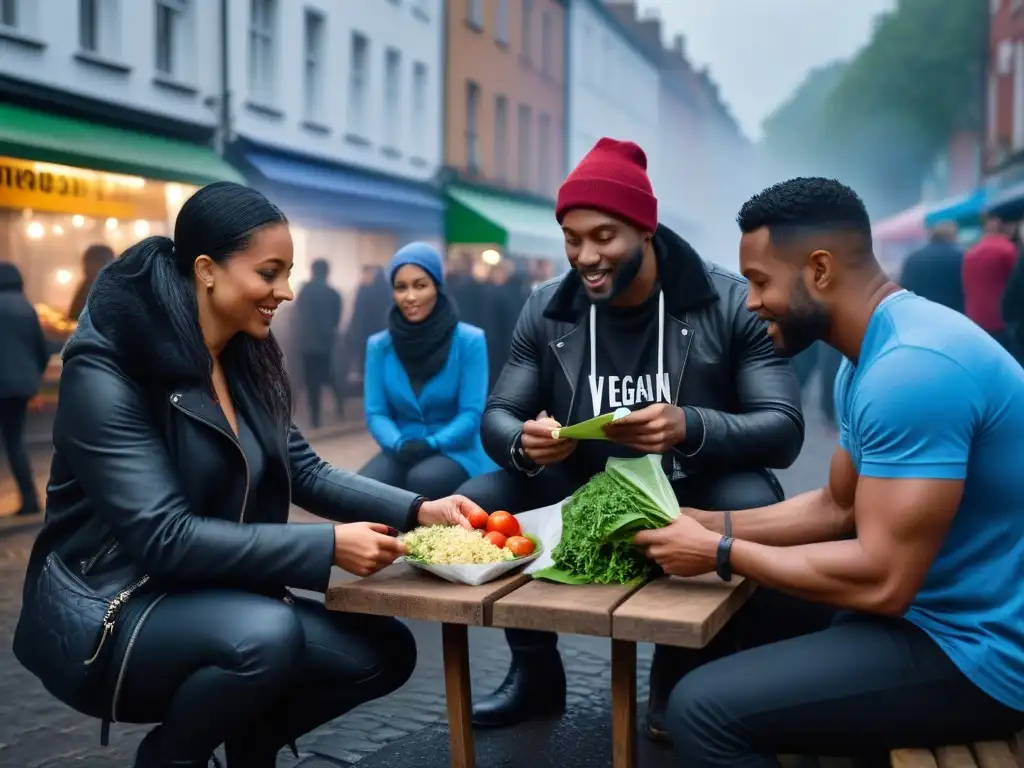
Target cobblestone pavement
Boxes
[0,402,837,767]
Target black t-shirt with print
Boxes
[567,287,673,481]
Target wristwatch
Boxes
[716,535,734,582]
[510,431,544,477]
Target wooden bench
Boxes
[891,737,1021,767]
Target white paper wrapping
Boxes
[400,500,570,586]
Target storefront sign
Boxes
[0,156,168,221]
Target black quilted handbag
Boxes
[13,551,148,716]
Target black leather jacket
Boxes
[483,225,805,477]
[17,256,420,715]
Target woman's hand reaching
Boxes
[417,495,480,529]
[333,522,407,577]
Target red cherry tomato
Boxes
[505,536,535,558]
[484,531,507,549]
[467,508,489,530]
[486,511,521,538]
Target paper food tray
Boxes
[400,502,569,586]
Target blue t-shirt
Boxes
[834,290,1024,711]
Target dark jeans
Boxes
[302,352,344,428]
[670,611,1024,766]
[360,451,469,500]
[0,396,37,509]
[113,590,416,764]
[455,465,790,654]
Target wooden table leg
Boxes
[442,622,475,768]
[611,638,637,768]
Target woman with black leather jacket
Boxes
[13,182,482,768]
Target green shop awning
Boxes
[445,184,564,260]
[0,103,244,186]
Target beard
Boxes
[771,280,831,358]
[588,242,645,304]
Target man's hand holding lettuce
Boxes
[533,454,680,585]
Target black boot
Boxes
[134,726,223,767]
[644,644,691,744]
[471,650,566,728]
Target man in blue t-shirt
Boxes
[635,177,1024,766]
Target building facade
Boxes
[986,0,1024,173]
[602,1,755,268]
[442,0,567,267]
[227,0,447,297]
[565,0,660,172]
[0,0,243,438]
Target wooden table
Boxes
[326,562,530,768]
[326,566,753,768]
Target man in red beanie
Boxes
[456,138,812,738]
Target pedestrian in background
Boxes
[295,258,344,428]
[0,261,49,516]
[360,242,497,499]
[900,220,964,313]
[67,244,114,321]
[963,214,1019,348]
[13,182,481,768]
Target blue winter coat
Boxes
[363,322,498,478]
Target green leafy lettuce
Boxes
[533,455,679,585]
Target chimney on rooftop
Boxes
[673,34,685,58]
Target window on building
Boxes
[248,0,276,101]
[495,95,509,181]
[155,0,190,78]
[541,11,553,76]
[412,62,427,154]
[989,72,998,147]
[521,0,533,64]
[518,104,532,188]
[467,0,483,30]
[1014,41,1024,149]
[303,9,325,120]
[348,32,370,135]
[384,48,402,147]
[77,0,121,57]
[79,0,100,52]
[538,112,551,193]
[495,0,508,44]
[466,80,481,172]
[1,0,18,27]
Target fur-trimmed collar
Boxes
[64,254,209,384]
[542,224,719,323]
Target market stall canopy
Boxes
[243,149,443,235]
[445,185,564,261]
[923,187,989,227]
[984,180,1024,219]
[873,202,926,242]
[0,103,244,187]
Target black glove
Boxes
[397,439,436,463]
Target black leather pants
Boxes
[112,589,416,765]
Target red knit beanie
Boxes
[555,138,658,232]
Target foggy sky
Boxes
[640,0,897,140]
